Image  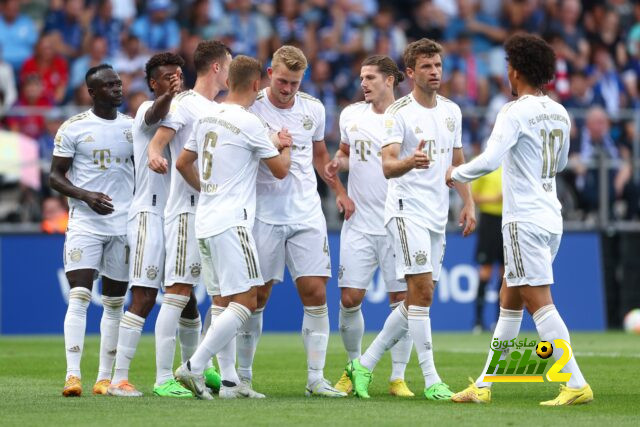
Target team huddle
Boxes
[51,34,594,405]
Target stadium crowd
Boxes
[1,0,640,226]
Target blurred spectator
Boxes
[91,0,125,56]
[564,70,595,129]
[362,5,407,62]
[589,45,628,118]
[444,0,506,54]
[215,0,273,64]
[445,32,489,105]
[177,33,201,88]
[41,196,68,233]
[0,0,38,72]
[303,59,338,143]
[0,46,17,117]
[182,0,217,40]
[7,74,52,139]
[273,0,309,47]
[113,35,149,81]
[43,0,89,59]
[131,0,180,52]
[545,31,572,100]
[124,90,148,117]
[585,6,626,68]
[405,0,446,43]
[69,35,111,95]
[37,109,65,164]
[111,0,136,24]
[502,0,544,33]
[570,106,638,219]
[20,34,69,105]
[546,0,589,70]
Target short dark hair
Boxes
[228,55,262,91]
[193,40,231,75]
[85,63,113,87]
[403,38,443,70]
[504,34,556,90]
[361,55,404,87]
[145,52,185,92]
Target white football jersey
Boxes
[129,100,171,219]
[383,94,462,233]
[53,109,134,236]
[340,101,387,235]
[250,89,325,224]
[161,90,218,221]
[452,95,570,234]
[185,103,279,239]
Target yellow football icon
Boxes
[536,341,554,359]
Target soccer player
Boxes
[147,40,230,395]
[324,55,414,397]
[447,34,593,406]
[50,64,133,397]
[241,45,353,397]
[346,38,476,400]
[174,55,291,400]
[107,52,195,397]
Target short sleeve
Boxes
[312,103,326,142]
[184,121,198,152]
[52,127,76,158]
[382,111,405,147]
[247,115,279,159]
[338,108,350,145]
[160,99,187,132]
[454,106,463,149]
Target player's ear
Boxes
[253,77,260,92]
[405,67,414,80]
[267,67,273,78]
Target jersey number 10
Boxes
[540,128,564,179]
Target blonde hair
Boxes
[228,55,262,91]
[272,45,308,72]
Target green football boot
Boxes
[153,379,194,398]
[424,382,454,401]
[204,366,222,392]
[345,359,373,399]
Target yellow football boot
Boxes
[451,378,491,403]
[389,379,414,397]
[92,379,111,395]
[334,370,353,394]
[62,375,82,397]
[540,384,593,406]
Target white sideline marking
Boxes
[444,348,640,358]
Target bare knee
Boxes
[388,291,406,305]
[340,288,365,308]
[297,277,327,306]
[257,281,273,308]
[129,286,158,317]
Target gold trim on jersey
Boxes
[133,212,147,278]
[298,91,322,104]
[387,96,412,115]
[59,112,90,132]
[175,213,188,277]
[237,227,259,279]
[509,223,525,277]
[396,218,411,267]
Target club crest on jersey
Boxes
[190,263,201,278]
[68,248,83,263]
[302,115,313,130]
[414,126,423,134]
[146,266,159,280]
[338,264,344,280]
[350,124,358,132]
[124,129,133,143]
[414,250,428,266]
[445,117,455,132]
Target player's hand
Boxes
[324,158,340,185]
[336,191,355,220]
[446,165,456,188]
[459,202,477,237]
[149,153,169,174]
[83,192,114,215]
[168,71,182,96]
[275,127,293,150]
[413,140,430,169]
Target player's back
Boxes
[191,103,278,239]
[129,100,171,219]
[501,95,570,234]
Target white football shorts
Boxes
[386,217,446,282]
[127,211,164,289]
[164,213,201,287]
[338,222,406,292]
[502,221,561,287]
[63,229,129,281]
[199,226,264,297]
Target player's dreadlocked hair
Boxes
[504,34,556,90]
[145,52,186,92]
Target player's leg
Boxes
[109,212,161,397]
[475,264,492,332]
[334,287,366,394]
[235,219,285,384]
[178,290,201,364]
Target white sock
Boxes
[237,307,264,381]
[339,302,363,361]
[360,302,408,372]
[389,302,412,381]
[97,295,124,381]
[212,302,240,383]
[408,305,441,388]
[64,287,92,379]
[302,304,329,385]
[533,304,587,388]
[178,315,201,364]
[189,302,250,375]
[476,307,523,388]
[112,311,145,384]
[154,293,189,386]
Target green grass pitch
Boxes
[1,332,638,426]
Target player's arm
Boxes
[381,140,429,179]
[148,126,176,174]
[49,156,114,215]
[313,139,355,219]
[324,142,350,185]
[175,148,200,191]
[263,147,291,180]
[451,148,476,237]
[144,73,181,125]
